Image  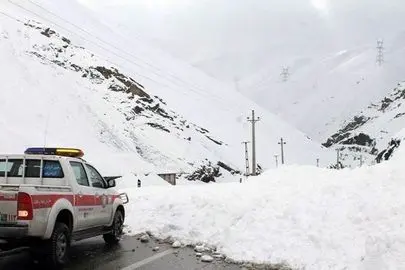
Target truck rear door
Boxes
[0,159,23,224]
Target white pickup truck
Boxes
[0,147,129,268]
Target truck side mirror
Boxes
[107,179,116,188]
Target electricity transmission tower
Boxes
[376,39,384,66]
[247,110,260,176]
[242,141,250,176]
[278,138,286,165]
[281,67,290,82]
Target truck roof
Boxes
[0,154,83,161]
[0,147,85,160]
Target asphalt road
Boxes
[0,235,245,270]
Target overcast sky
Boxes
[77,0,405,80]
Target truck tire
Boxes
[103,210,124,245]
[43,222,71,268]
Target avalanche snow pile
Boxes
[122,133,405,269]
[0,0,335,184]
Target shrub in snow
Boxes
[328,161,346,170]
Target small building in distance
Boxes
[157,172,177,185]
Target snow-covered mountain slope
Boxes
[0,0,335,182]
[239,41,405,142]
[321,82,405,166]
[79,0,405,148]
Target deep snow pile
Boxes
[122,140,405,269]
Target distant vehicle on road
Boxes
[0,147,129,268]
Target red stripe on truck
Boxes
[75,195,95,206]
[31,194,74,209]
[2,193,120,208]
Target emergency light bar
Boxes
[24,147,84,158]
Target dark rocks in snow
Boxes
[128,84,149,98]
[147,123,170,133]
[70,64,82,72]
[394,112,405,119]
[196,127,209,134]
[24,20,42,30]
[132,106,144,114]
[138,97,154,104]
[40,27,56,38]
[109,84,125,92]
[61,37,71,44]
[93,66,149,98]
[187,162,222,183]
[340,133,376,147]
[376,139,401,163]
[150,103,174,121]
[217,161,241,175]
[379,97,393,112]
[323,116,371,147]
[206,135,223,145]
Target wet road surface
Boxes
[0,234,244,270]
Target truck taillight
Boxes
[17,192,33,220]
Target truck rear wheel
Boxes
[103,210,124,245]
[43,222,71,268]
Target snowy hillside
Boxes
[0,0,335,185]
[122,129,405,269]
[239,42,405,142]
[77,0,405,158]
[322,82,405,166]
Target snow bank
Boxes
[116,172,170,190]
[123,151,405,269]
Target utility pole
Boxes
[274,155,279,168]
[316,158,320,167]
[242,141,250,177]
[336,149,340,167]
[281,67,290,82]
[247,110,260,176]
[278,138,286,165]
[376,39,384,66]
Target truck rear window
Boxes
[0,159,64,178]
